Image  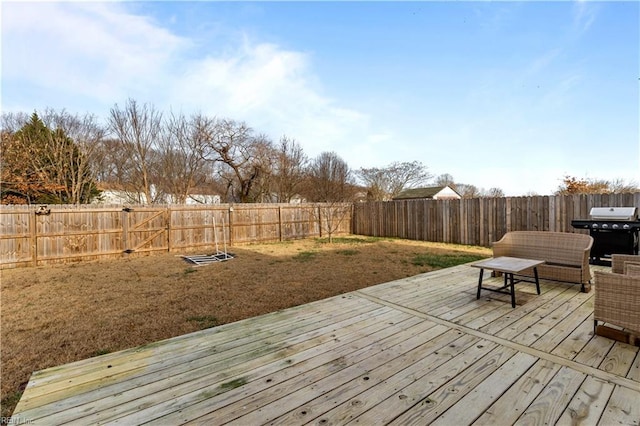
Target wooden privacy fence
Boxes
[3,193,639,268]
[0,203,352,269]
[353,192,640,247]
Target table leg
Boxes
[508,273,516,308]
[476,268,484,299]
[534,267,541,295]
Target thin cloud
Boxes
[572,1,598,35]
[525,48,563,79]
[538,73,583,110]
[2,2,375,161]
[472,2,523,33]
[3,2,188,105]
[171,36,371,158]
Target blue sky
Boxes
[2,1,639,196]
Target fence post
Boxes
[548,196,555,232]
[442,200,449,243]
[479,198,485,247]
[121,208,129,254]
[166,206,172,253]
[30,210,37,267]
[228,205,234,246]
[278,206,283,242]
[317,205,322,238]
[351,203,355,235]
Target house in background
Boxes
[185,192,221,205]
[93,183,221,205]
[94,184,147,205]
[392,185,461,201]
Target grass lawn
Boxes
[0,236,490,418]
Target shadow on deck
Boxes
[11,264,640,425]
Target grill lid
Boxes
[589,207,638,221]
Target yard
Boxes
[0,236,490,419]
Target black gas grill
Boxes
[571,207,640,265]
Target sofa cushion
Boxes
[625,263,640,277]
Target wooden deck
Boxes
[11,264,640,425]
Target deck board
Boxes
[513,366,587,425]
[471,359,562,425]
[555,376,615,425]
[599,386,640,425]
[11,264,640,425]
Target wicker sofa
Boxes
[492,231,594,292]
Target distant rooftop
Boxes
[393,185,461,200]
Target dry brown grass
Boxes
[0,236,490,418]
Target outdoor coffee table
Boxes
[471,256,544,308]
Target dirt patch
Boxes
[0,236,490,417]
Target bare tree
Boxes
[608,178,639,193]
[556,175,639,195]
[435,173,456,187]
[272,136,308,202]
[249,135,278,202]
[42,109,105,204]
[0,111,29,133]
[484,187,505,198]
[108,99,163,203]
[93,138,131,187]
[304,152,355,242]
[454,183,480,198]
[305,151,354,202]
[357,161,432,201]
[203,119,275,202]
[311,202,351,243]
[158,112,213,203]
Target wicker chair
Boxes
[593,269,640,343]
[611,254,640,274]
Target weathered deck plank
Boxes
[161,321,449,425]
[599,385,640,425]
[70,309,415,424]
[15,296,385,415]
[158,315,428,425]
[471,359,562,425]
[555,376,615,425]
[299,334,486,426]
[11,263,640,425]
[385,346,521,425]
[427,352,539,425]
[513,366,587,425]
